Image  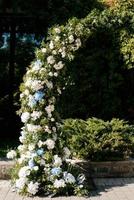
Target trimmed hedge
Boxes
[62,118,134,161]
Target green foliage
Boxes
[58,1,134,120]
[62,118,134,161]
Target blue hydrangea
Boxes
[37,148,44,156]
[34,91,44,101]
[51,167,62,176]
[28,159,35,168]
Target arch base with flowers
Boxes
[7,6,133,197]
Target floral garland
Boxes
[7,17,88,196]
[7,6,134,197]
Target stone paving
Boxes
[0,178,134,200]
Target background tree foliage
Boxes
[0,0,133,138]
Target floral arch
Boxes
[7,5,134,196]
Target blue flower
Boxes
[37,148,44,156]
[34,91,44,101]
[51,167,62,176]
[28,159,35,168]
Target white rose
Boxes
[27,181,39,195]
[24,89,29,96]
[28,144,35,151]
[31,111,42,120]
[41,48,47,53]
[18,166,30,178]
[21,112,30,123]
[38,140,44,148]
[54,72,58,77]
[53,61,64,70]
[45,139,55,150]
[16,177,27,190]
[48,72,53,77]
[54,155,62,167]
[69,35,74,43]
[54,28,61,34]
[54,179,66,188]
[27,124,42,133]
[55,36,60,41]
[47,56,55,65]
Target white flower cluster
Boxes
[7,150,17,159]
[9,19,86,196]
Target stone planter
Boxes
[75,160,134,178]
[0,159,14,179]
[1,158,134,179]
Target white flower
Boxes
[69,35,74,43]
[54,72,58,77]
[25,78,33,87]
[54,179,66,188]
[27,181,39,195]
[45,139,55,150]
[16,177,27,190]
[44,125,51,133]
[47,56,55,64]
[57,87,62,94]
[75,38,81,49]
[55,36,60,42]
[45,80,53,89]
[24,89,30,96]
[49,41,54,49]
[63,147,71,158]
[18,166,30,178]
[30,80,43,91]
[20,93,24,98]
[27,124,42,133]
[38,140,44,148]
[61,51,66,58]
[40,159,45,166]
[54,28,61,34]
[28,144,35,151]
[48,72,53,77]
[7,150,17,159]
[18,145,25,152]
[65,159,76,165]
[63,172,76,184]
[53,61,64,70]
[21,112,30,123]
[19,136,24,143]
[33,166,39,171]
[18,154,27,164]
[31,111,42,120]
[52,50,57,55]
[45,105,54,117]
[54,155,62,167]
[51,118,55,122]
[41,48,47,53]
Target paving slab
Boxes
[0,178,134,200]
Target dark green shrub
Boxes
[62,118,134,161]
